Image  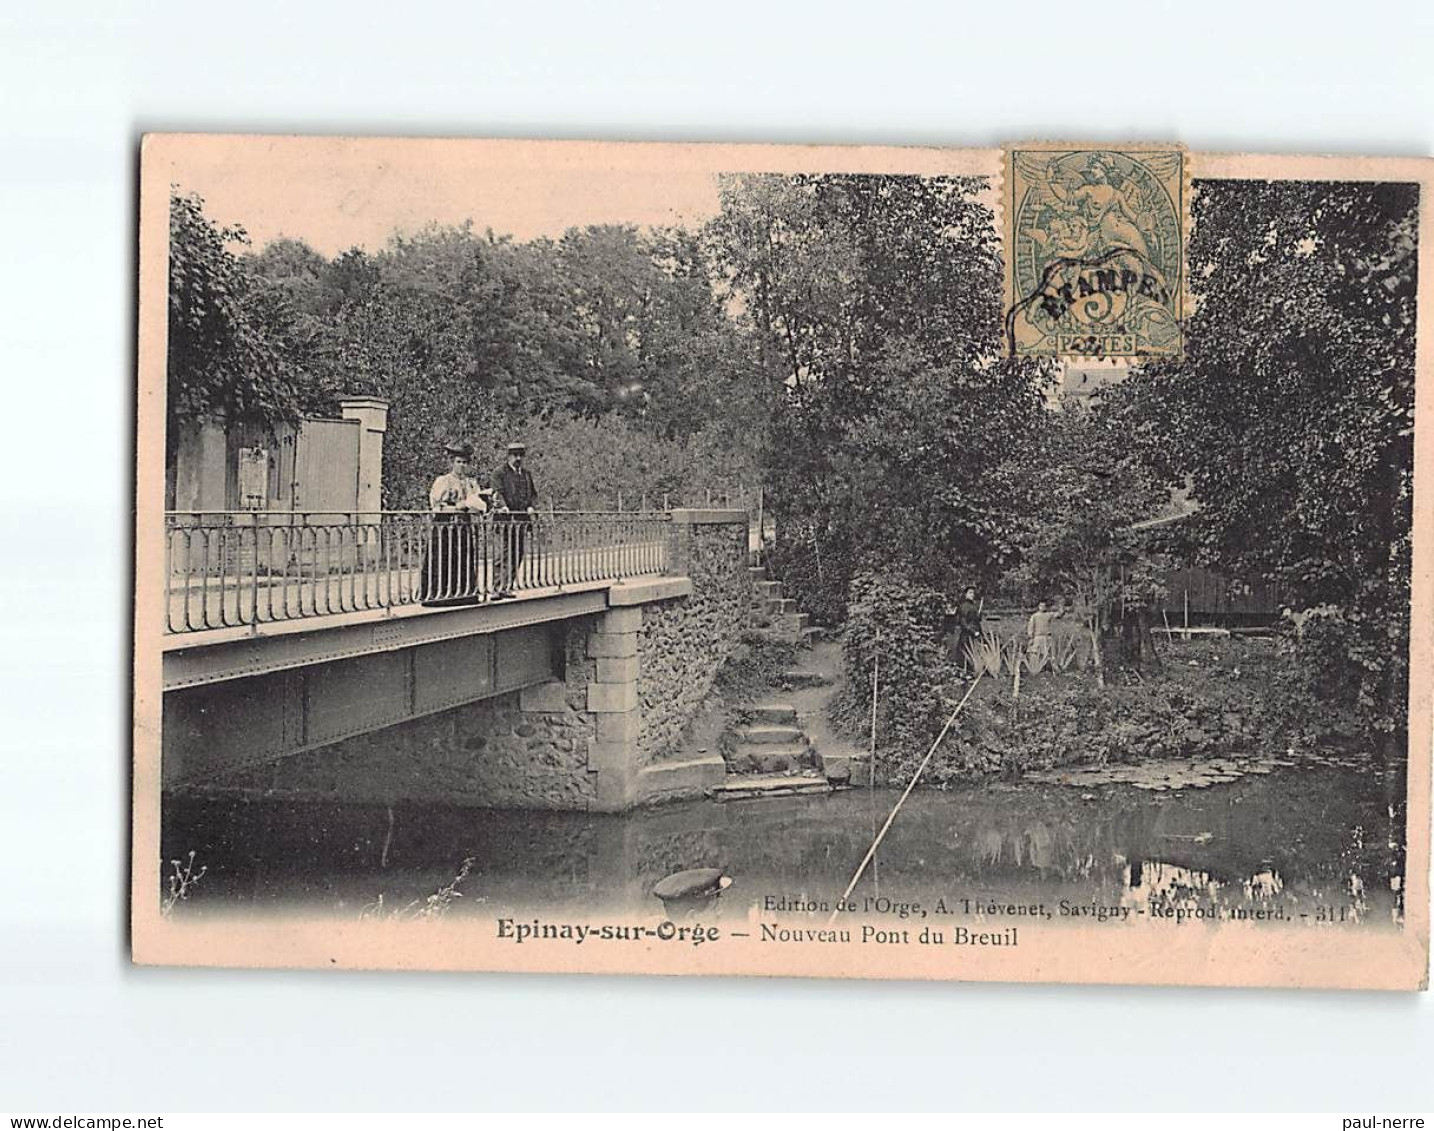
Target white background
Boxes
[1,0,1432,1113]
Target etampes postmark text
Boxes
[1005,145,1186,359]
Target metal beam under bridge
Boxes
[159,578,691,788]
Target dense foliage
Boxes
[710,174,1052,620]
[858,637,1357,789]
[1111,180,1418,732]
[237,218,773,508]
[167,192,311,460]
[944,639,1356,783]
[829,569,952,774]
[998,396,1176,673]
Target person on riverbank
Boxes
[1026,599,1064,669]
[957,587,983,677]
[420,440,490,606]
[493,440,538,599]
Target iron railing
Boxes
[164,510,672,635]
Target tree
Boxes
[245,236,329,314]
[1113,180,1417,730]
[167,191,307,459]
[1003,398,1174,682]
[708,173,1051,620]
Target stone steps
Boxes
[743,702,798,724]
[728,566,834,794]
[733,723,806,745]
[712,772,832,800]
[728,741,813,774]
[747,569,820,647]
[781,669,834,688]
[816,750,866,785]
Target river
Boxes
[162,752,1407,929]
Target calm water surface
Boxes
[163,757,1407,929]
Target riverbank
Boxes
[832,633,1364,790]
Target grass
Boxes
[360,856,479,921]
[160,850,207,916]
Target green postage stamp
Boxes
[1004,143,1187,360]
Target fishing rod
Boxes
[828,671,985,924]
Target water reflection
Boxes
[163,760,1406,928]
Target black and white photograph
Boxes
[132,137,1430,992]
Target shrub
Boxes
[765,524,850,627]
[844,634,1362,787]
[831,568,952,783]
[391,410,761,511]
[714,630,800,705]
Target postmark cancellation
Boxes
[1004,143,1187,360]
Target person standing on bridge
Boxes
[420,440,489,606]
[493,440,538,599]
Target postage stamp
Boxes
[1004,143,1187,360]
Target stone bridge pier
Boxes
[165,509,750,812]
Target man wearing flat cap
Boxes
[492,441,538,598]
[420,440,489,605]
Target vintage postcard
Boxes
[133,135,1431,990]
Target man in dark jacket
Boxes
[493,441,538,598]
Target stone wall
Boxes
[637,516,751,766]
[211,623,598,810]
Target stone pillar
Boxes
[665,513,693,576]
[171,417,228,512]
[585,606,643,812]
[339,396,389,515]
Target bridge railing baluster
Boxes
[344,520,355,610]
[164,507,690,635]
[206,523,222,629]
[290,522,303,618]
[244,523,258,626]
[164,521,174,634]
[262,524,276,624]
[462,518,475,601]
[355,519,366,610]
[306,522,321,617]
[203,524,216,628]
[306,522,316,615]
[324,520,337,613]
[339,521,351,611]
[179,524,195,633]
[389,518,399,606]
[335,521,348,611]
[347,521,360,611]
